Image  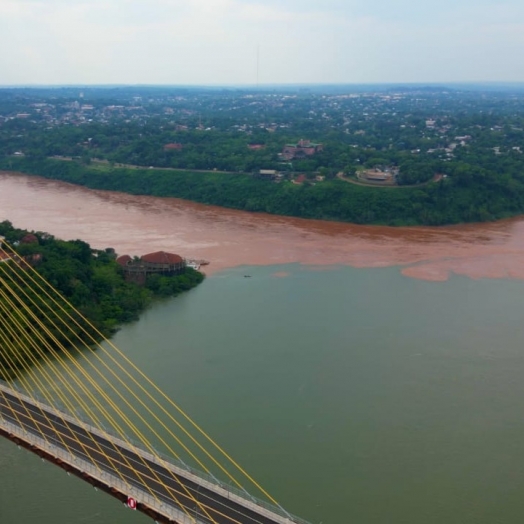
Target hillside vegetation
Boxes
[2,157,524,226]
[0,221,203,374]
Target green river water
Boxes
[2,264,524,524]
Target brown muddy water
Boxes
[1,171,524,281]
[5,172,524,524]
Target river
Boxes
[2,172,524,524]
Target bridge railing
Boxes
[0,412,203,524]
[1,380,310,524]
[163,457,310,524]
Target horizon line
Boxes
[1,81,524,88]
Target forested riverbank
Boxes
[0,221,203,374]
[2,157,524,226]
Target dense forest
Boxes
[0,221,204,374]
[2,156,524,226]
[2,86,524,225]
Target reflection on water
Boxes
[1,171,524,281]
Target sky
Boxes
[0,0,523,85]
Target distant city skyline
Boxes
[1,0,523,86]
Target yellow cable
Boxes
[0,319,92,468]
[0,284,139,495]
[0,250,229,478]
[0,265,217,524]
[2,240,282,510]
[1,244,271,504]
[0,330,247,524]
[0,264,215,523]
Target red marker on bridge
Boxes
[127,496,137,510]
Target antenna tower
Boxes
[256,44,260,89]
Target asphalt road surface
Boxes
[0,386,294,524]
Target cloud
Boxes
[0,0,523,84]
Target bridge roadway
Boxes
[0,383,305,524]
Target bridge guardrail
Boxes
[0,413,203,524]
[1,380,310,524]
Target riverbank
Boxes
[2,171,524,283]
[2,156,523,226]
[0,219,204,373]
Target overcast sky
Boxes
[1,0,523,85]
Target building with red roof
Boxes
[141,251,184,266]
[21,233,39,244]
[116,254,133,267]
[163,143,184,151]
[281,139,323,161]
[116,251,186,284]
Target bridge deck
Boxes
[0,383,306,524]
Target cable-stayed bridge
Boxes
[0,241,308,524]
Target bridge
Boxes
[0,240,309,524]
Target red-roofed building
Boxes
[21,233,39,244]
[294,174,307,184]
[163,143,184,151]
[141,251,184,269]
[116,251,186,284]
[116,254,132,267]
[281,139,323,161]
